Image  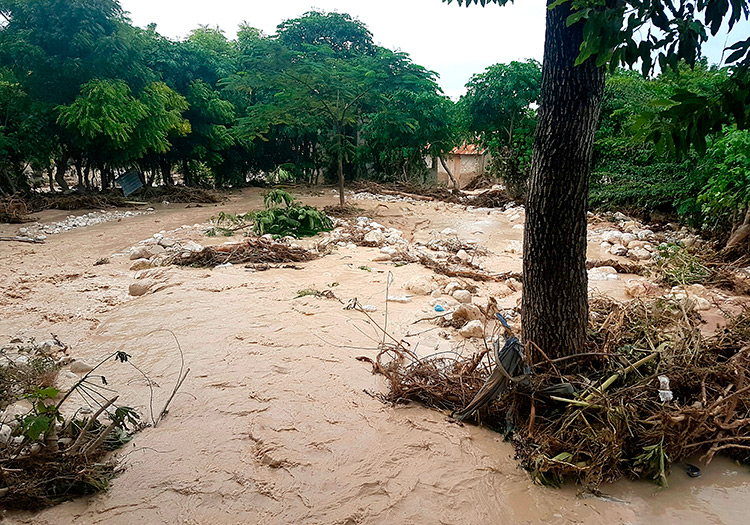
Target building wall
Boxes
[436,153,488,188]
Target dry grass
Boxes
[171,237,317,267]
[374,297,750,488]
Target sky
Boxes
[119,0,748,100]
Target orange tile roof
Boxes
[450,144,487,155]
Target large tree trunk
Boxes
[521,1,606,360]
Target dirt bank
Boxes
[1,188,748,524]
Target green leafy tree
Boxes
[234,11,435,204]
[460,60,541,194]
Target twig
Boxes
[66,396,118,455]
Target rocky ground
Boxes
[1,188,749,524]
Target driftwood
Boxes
[0,236,45,244]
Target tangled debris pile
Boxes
[170,236,318,268]
[0,339,141,509]
[371,297,750,488]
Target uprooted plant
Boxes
[253,189,333,238]
[365,296,750,489]
[0,331,189,509]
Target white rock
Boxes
[364,230,386,245]
[182,241,204,253]
[600,241,612,252]
[362,305,377,313]
[405,276,437,296]
[638,229,655,240]
[456,249,470,262]
[0,423,12,443]
[380,246,398,256]
[629,248,652,261]
[441,228,457,236]
[621,233,637,245]
[694,297,712,311]
[604,231,623,244]
[444,281,462,295]
[452,289,472,304]
[459,320,484,338]
[129,246,152,260]
[609,244,628,257]
[387,295,411,303]
[452,304,483,323]
[69,360,94,374]
[130,259,152,271]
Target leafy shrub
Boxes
[655,243,711,286]
[253,190,333,238]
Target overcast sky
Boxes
[119,0,747,100]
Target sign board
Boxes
[116,169,144,197]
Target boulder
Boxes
[405,276,437,296]
[452,289,472,304]
[452,304,483,323]
[129,280,155,297]
[459,320,484,338]
[130,259,152,271]
[69,360,94,374]
[364,230,386,245]
[603,231,623,244]
[129,246,151,260]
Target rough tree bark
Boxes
[522,1,606,359]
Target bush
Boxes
[253,190,333,238]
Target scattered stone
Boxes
[405,276,437,295]
[128,281,154,297]
[456,249,470,262]
[625,279,660,298]
[609,244,628,257]
[130,246,152,260]
[69,360,94,374]
[364,230,386,245]
[387,295,411,303]
[459,320,484,338]
[452,289,472,304]
[453,304,483,323]
[130,259,152,271]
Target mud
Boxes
[1,188,748,524]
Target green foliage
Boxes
[253,190,333,238]
[458,60,540,192]
[655,243,711,286]
[698,128,750,232]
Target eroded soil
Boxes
[1,188,748,524]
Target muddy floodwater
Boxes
[1,188,748,524]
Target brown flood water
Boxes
[1,188,748,524]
